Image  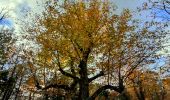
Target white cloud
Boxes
[0,0,144,20]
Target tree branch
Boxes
[56,51,79,80]
[163,0,170,15]
[89,85,120,100]
[0,8,8,21]
[42,78,79,90]
[43,84,70,90]
[58,67,79,80]
[88,71,104,83]
[30,72,42,89]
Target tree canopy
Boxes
[19,0,167,99]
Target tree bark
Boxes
[78,49,91,100]
[78,59,89,99]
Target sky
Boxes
[0,0,144,22]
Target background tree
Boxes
[0,8,23,100]
[127,70,166,100]
[0,8,14,99]
[0,8,11,70]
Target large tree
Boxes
[23,0,167,99]
[0,13,15,100]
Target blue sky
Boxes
[3,0,169,26]
[0,18,12,26]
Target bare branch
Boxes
[163,0,170,15]
[0,7,9,21]
[43,84,70,90]
[42,78,79,90]
[88,71,104,83]
[56,51,79,80]
[58,67,79,80]
[89,85,120,100]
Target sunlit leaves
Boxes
[22,0,167,99]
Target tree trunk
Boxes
[78,59,89,100]
[2,77,15,100]
[119,90,130,100]
[79,80,89,99]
